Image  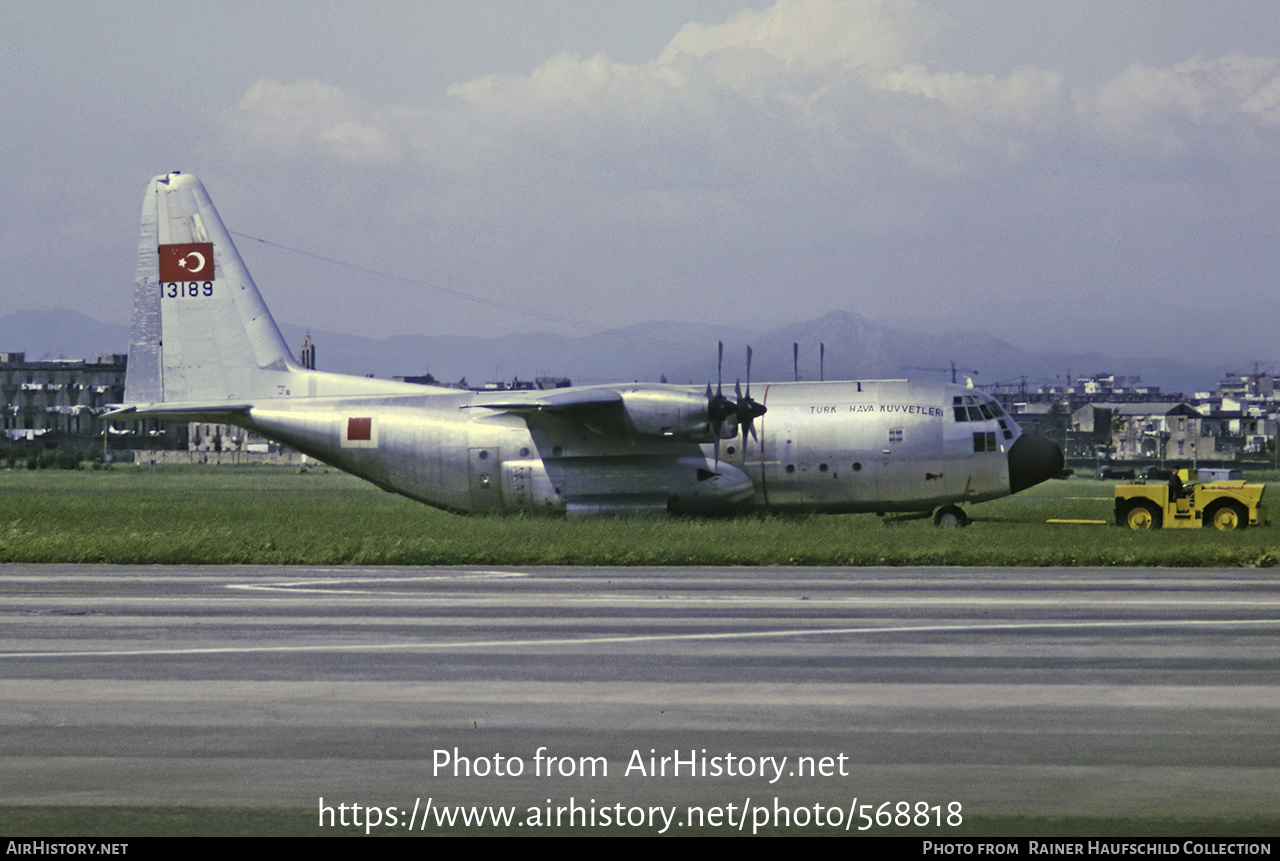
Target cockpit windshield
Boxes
[953,394,1014,440]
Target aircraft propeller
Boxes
[735,345,766,449]
[705,341,767,466]
[707,341,733,466]
[707,341,737,430]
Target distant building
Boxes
[1209,368,1275,401]
[1193,401,1275,456]
[299,332,316,370]
[995,372,1163,404]
[188,422,280,454]
[0,352,159,446]
[1072,402,1215,462]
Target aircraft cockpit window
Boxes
[954,394,1004,423]
[953,394,1004,423]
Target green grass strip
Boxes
[0,465,1276,567]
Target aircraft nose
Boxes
[1008,433,1065,494]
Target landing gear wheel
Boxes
[1210,502,1248,531]
[1125,503,1161,530]
[933,505,969,528]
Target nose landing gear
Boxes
[933,504,969,528]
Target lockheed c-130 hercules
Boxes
[110,172,1064,524]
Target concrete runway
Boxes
[2,565,1279,830]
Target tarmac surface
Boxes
[3,564,1279,830]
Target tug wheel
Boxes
[1125,502,1161,530]
[1209,502,1248,532]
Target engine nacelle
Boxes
[619,387,714,441]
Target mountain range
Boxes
[0,308,1225,397]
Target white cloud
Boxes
[224,1,1280,188]
[229,79,402,163]
[656,0,929,72]
[1080,54,1280,159]
[213,0,1280,360]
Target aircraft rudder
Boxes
[123,177,166,404]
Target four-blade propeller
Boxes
[706,341,767,466]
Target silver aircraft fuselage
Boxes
[212,378,1053,517]
[113,172,1063,519]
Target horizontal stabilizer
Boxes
[105,402,252,421]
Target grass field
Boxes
[1,463,1276,567]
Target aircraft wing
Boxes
[464,387,623,414]
[466,384,720,442]
[464,387,628,436]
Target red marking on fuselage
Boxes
[347,417,372,441]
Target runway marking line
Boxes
[226,571,527,595]
[3,617,1280,659]
[228,574,1280,605]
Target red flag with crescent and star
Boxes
[158,243,214,281]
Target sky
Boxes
[4,0,1280,366]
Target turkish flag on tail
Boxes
[158,243,214,281]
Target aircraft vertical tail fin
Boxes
[125,172,295,406]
